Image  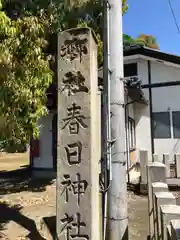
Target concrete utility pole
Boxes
[107,0,128,239]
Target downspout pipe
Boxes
[147,60,155,156]
[102,1,111,239]
[125,99,136,182]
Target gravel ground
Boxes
[0,155,149,239]
[3,155,180,240]
[128,192,148,240]
[0,182,56,240]
[0,180,149,239]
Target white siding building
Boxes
[124,46,180,166]
[30,45,180,177]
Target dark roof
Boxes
[124,44,180,65]
[98,45,180,80]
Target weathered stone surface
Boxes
[147,162,166,239]
[151,183,168,240]
[147,162,166,185]
[140,149,148,184]
[56,28,101,240]
[152,182,168,192]
[153,153,163,163]
[176,154,180,178]
[160,205,180,240]
[171,219,180,240]
[163,154,170,178]
[154,192,176,239]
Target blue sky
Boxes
[123,0,180,55]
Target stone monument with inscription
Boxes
[57,28,101,240]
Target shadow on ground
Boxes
[43,216,56,238]
[0,167,55,195]
[0,202,46,239]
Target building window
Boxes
[152,112,171,139]
[172,111,180,139]
[124,63,137,77]
[128,117,135,149]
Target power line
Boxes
[168,0,180,35]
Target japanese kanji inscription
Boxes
[64,141,82,165]
[62,103,88,135]
[60,213,89,240]
[61,173,88,206]
[60,37,88,62]
[61,71,89,96]
[57,28,101,240]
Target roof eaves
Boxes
[124,45,180,65]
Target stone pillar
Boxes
[163,154,170,178]
[175,154,180,178]
[147,162,166,239]
[152,182,168,193]
[153,153,163,163]
[153,153,158,162]
[154,191,176,239]
[151,182,168,240]
[170,219,180,240]
[140,149,148,184]
[160,205,180,240]
[57,28,101,240]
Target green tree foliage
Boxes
[136,34,160,49]
[0,0,52,147]
[4,0,128,65]
[0,0,160,148]
[123,33,160,50]
[123,34,136,47]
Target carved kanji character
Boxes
[65,141,82,165]
[61,173,88,206]
[62,103,88,134]
[60,213,89,240]
[61,71,88,96]
[60,38,88,62]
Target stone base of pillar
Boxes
[170,219,180,240]
[31,168,56,179]
[160,205,180,240]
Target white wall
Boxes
[134,58,180,157]
[151,61,180,83]
[33,114,53,168]
[128,101,134,120]
[138,59,149,86]
[126,96,134,119]
[134,101,152,161]
[152,85,180,156]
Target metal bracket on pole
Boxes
[112,161,126,166]
[108,68,113,75]
[108,138,116,147]
[106,0,111,9]
[110,102,125,107]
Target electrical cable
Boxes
[168,0,180,35]
[99,176,111,193]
